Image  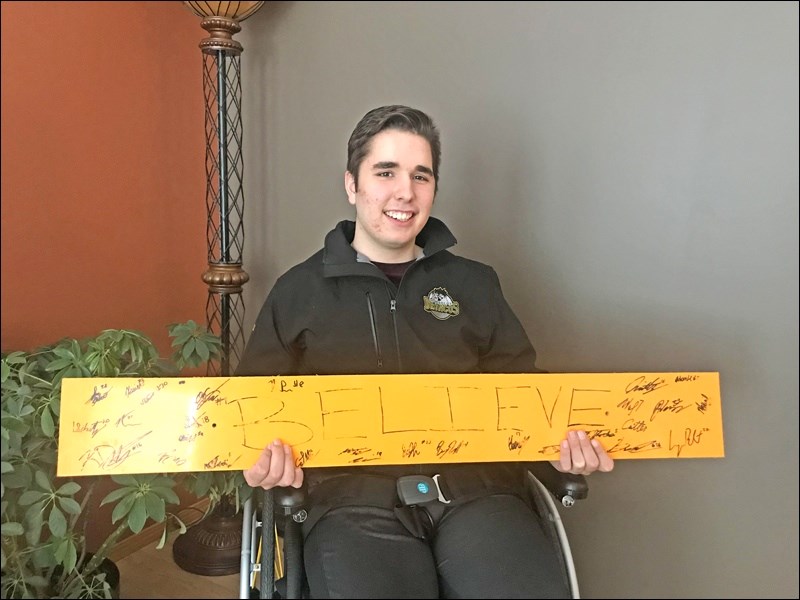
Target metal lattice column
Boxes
[200,42,248,376]
[187,9,261,376]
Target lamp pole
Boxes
[184,1,264,377]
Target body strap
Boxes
[300,471,526,540]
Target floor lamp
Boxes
[174,0,265,576]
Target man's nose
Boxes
[394,175,415,201]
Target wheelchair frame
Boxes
[238,465,587,599]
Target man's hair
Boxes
[347,105,441,193]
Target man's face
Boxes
[345,129,435,263]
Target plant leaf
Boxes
[127,496,147,533]
[100,486,135,507]
[33,469,53,492]
[66,540,78,575]
[149,475,177,488]
[153,486,180,505]
[48,505,67,537]
[196,340,210,362]
[25,503,44,545]
[1,521,24,536]
[56,481,81,496]
[110,492,136,524]
[40,406,55,437]
[182,338,197,361]
[18,490,46,506]
[144,493,166,523]
[58,496,82,515]
[111,474,140,487]
[169,512,188,536]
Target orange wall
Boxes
[1,1,207,354]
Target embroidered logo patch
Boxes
[423,287,460,320]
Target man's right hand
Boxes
[243,439,305,490]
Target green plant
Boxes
[0,320,247,599]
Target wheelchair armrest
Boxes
[525,462,588,507]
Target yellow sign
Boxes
[57,372,723,477]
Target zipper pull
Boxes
[390,299,396,312]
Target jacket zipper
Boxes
[390,298,402,372]
[391,258,423,373]
[365,292,383,368]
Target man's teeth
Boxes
[385,211,411,221]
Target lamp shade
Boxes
[183,1,265,22]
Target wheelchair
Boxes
[238,463,588,599]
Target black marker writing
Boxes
[436,440,468,459]
[79,431,152,470]
[73,419,110,438]
[650,398,690,421]
[87,385,110,405]
[625,376,668,395]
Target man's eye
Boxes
[376,171,392,177]
[414,175,430,182]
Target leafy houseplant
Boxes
[1,321,248,599]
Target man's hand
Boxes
[243,439,305,490]
[550,430,614,475]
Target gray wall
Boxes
[239,2,798,597]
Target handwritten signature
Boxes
[204,454,240,469]
[507,432,530,453]
[339,447,383,463]
[607,438,662,454]
[72,419,110,438]
[435,440,469,459]
[650,398,690,421]
[158,451,187,467]
[668,428,708,457]
[125,378,145,397]
[625,376,668,395]
[696,394,710,414]
[86,385,110,405]
[79,431,152,471]
[195,383,229,410]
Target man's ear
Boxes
[344,171,357,205]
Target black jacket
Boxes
[237,217,542,377]
[236,217,542,491]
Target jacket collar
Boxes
[322,217,457,278]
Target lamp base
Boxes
[172,503,243,576]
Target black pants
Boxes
[301,473,571,599]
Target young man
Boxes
[237,105,614,598]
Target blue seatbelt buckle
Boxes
[396,474,451,506]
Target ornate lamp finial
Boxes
[183,1,265,53]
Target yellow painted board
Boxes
[57,372,723,477]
